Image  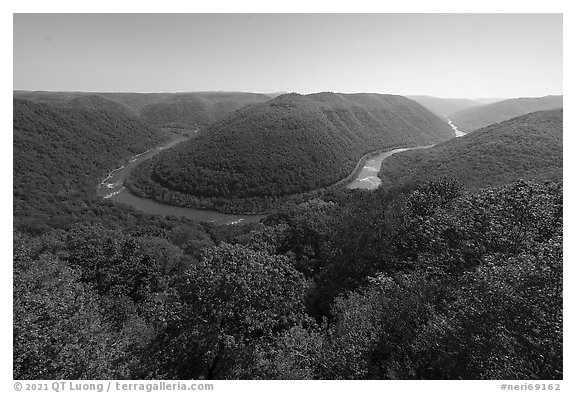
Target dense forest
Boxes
[379,109,563,189]
[14,178,563,379]
[14,97,165,232]
[450,95,563,132]
[13,91,563,380]
[13,90,272,128]
[127,92,454,213]
[12,96,216,248]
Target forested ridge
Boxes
[13,97,166,231]
[13,90,272,128]
[13,91,563,380]
[12,96,216,247]
[450,95,563,132]
[379,109,563,189]
[128,92,454,212]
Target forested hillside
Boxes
[13,91,271,128]
[13,91,563,381]
[128,92,454,213]
[378,109,563,189]
[450,95,563,131]
[13,97,206,241]
[14,178,563,379]
[139,92,271,127]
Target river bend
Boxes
[97,135,433,224]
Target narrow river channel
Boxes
[97,134,434,224]
[345,148,415,190]
[447,118,467,137]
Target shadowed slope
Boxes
[378,109,563,189]
[450,95,563,132]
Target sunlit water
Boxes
[97,134,434,222]
[345,148,414,190]
[447,118,466,137]
[96,133,264,225]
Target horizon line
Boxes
[12,89,564,101]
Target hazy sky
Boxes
[13,13,562,99]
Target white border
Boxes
[3,1,572,391]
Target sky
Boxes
[13,13,563,99]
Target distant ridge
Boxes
[450,95,563,132]
[378,109,563,189]
[406,95,482,118]
[473,98,506,105]
[264,91,289,98]
[13,90,272,128]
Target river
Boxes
[345,148,415,190]
[97,132,264,225]
[97,134,432,224]
[447,118,466,137]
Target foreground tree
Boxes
[13,233,118,379]
[151,243,309,379]
[413,236,562,379]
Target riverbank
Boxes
[447,118,467,137]
[123,143,431,216]
[97,131,267,224]
[97,132,193,199]
[98,130,436,221]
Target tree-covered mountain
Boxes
[128,92,454,212]
[14,90,562,381]
[13,90,272,128]
[13,96,169,232]
[378,109,562,189]
[406,95,482,118]
[450,95,563,132]
[138,92,271,127]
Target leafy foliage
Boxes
[13,97,165,232]
[139,243,310,379]
[13,228,191,379]
[12,96,218,260]
[14,233,117,379]
[13,91,563,380]
[415,237,562,379]
[14,177,563,379]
